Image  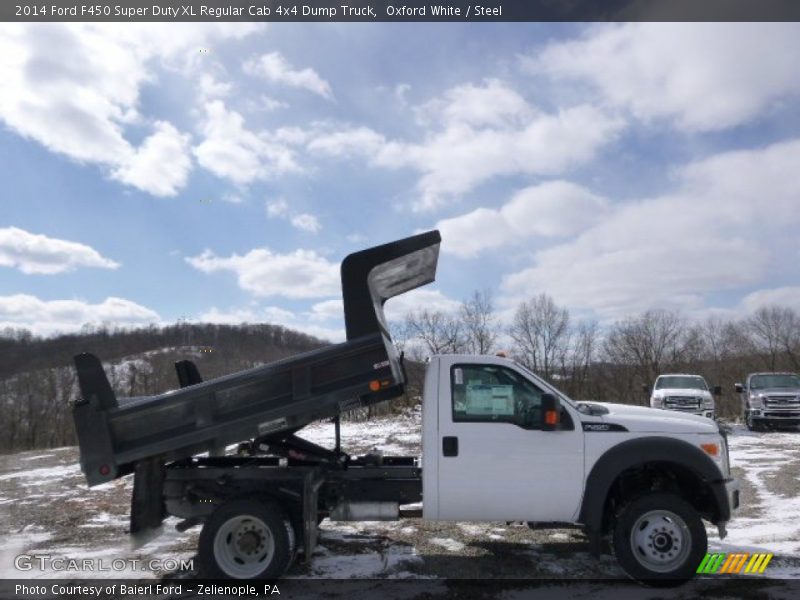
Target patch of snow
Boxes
[21,454,56,461]
[0,464,81,482]
[429,538,465,552]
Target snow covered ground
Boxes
[1,410,798,598]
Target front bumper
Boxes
[710,477,740,526]
[661,407,715,419]
[750,408,800,423]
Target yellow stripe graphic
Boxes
[758,554,773,574]
[744,554,760,573]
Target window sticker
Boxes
[454,368,463,385]
[465,384,514,416]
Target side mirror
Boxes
[713,385,722,396]
[642,383,650,394]
[734,383,743,393]
[541,393,561,431]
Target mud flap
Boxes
[302,468,325,561]
[130,457,165,547]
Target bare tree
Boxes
[565,320,600,399]
[509,293,570,381]
[603,309,688,403]
[460,289,498,355]
[403,308,465,357]
[743,306,800,371]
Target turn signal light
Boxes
[545,410,559,426]
[701,443,720,457]
[369,380,381,392]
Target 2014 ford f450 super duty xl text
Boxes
[72,231,739,586]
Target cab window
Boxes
[451,364,543,428]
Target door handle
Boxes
[442,436,458,457]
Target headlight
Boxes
[703,397,714,408]
[750,395,764,408]
[651,396,664,408]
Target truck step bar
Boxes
[72,231,440,486]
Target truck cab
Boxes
[648,374,719,419]
[735,372,800,431]
[423,355,738,583]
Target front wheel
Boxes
[613,492,706,586]
[198,499,295,579]
[745,411,763,432]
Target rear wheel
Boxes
[198,499,295,579]
[613,492,706,586]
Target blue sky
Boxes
[1,22,800,340]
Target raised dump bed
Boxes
[72,230,441,486]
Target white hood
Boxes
[585,402,718,434]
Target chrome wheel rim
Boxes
[213,514,275,578]
[630,509,691,573]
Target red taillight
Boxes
[99,464,110,476]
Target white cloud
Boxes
[193,100,300,185]
[291,213,321,233]
[111,121,191,196]
[266,199,321,233]
[244,52,333,100]
[197,73,232,100]
[308,299,343,322]
[436,181,608,258]
[384,289,461,322]
[200,304,345,342]
[0,227,119,274]
[0,294,159,336]
[266,198,289,217]
[306,127,386,158]
[375,80,623,211]
[740,287,800,313]
[501,138,800,319]
[186,247,339,299]
[0,23,260,195]
[531,23,800,132]
[258,95,289,111]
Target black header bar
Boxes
[4,1,800,22]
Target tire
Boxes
[198,499,295,579]
[613,492,707,586]
[745,411,760,432]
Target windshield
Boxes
[750,374,800,390]
[655,376,708,391]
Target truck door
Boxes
[436,360,584,522]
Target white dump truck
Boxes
[72,231,739,585]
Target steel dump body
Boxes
[72,231,441,487]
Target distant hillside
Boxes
[0,322,330,453]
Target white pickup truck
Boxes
[72,231,739,586]
[648,374,720,419]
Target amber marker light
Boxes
[701,443,720,457]
[369,380,381,392]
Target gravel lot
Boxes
[1,410,799,598]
